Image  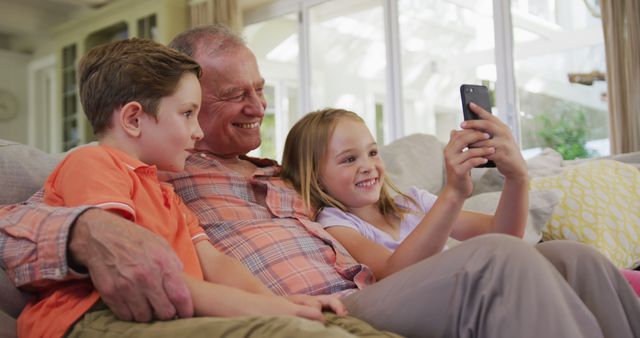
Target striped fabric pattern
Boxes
[165,152,374,296]
[0,190,91,288]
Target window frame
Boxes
[244,0,534,146]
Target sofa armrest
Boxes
[0,267,29,319]
[0,310,17,338]
[0,139,61,205]
[564,151,640,171]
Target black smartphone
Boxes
[460,84,495,168]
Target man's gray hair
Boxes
[168,24,246,58]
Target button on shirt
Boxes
[163,153,374,297]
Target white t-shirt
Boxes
[317,186,446,251]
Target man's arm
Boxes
[1,200,192,322]
[0,198,90,287]
[182,273,326,322]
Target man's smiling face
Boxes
[194,45,267,158]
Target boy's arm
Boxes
[182,272,325,322]
[194,241,271,295]
[193,241,348,316]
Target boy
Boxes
[18,39,388,338]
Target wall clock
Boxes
[0,89,19,121]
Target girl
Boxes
[281,107,640,338]
[281,106,529,279]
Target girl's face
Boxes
[319,118,385,211]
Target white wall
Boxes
[0,50,29,144]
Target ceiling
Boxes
[0,0,270,54]
[0,0,113,53]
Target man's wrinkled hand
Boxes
[69,209,193,321]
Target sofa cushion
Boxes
[527,148,564,178]
[471,148,566,196]
[0,139,62,205]
[0,311,17,338]
[471,168,504,195]
[0,267,29,319]
[380,133,445,194]
[532,160,640,269]
[461,189,559,245]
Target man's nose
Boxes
[245,91,266,117]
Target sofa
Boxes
[2,134,640,337]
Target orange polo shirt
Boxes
[18,145,207,338]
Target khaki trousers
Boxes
[67,310,402,338]
[344,234,640,338]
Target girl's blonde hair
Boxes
[281,108,416,221]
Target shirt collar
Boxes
[99,144,156,173]
[190,150,280,175]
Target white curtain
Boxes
[189,0,241,33]
[600,0,640,154]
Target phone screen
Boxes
[459,84,495,168]
[460,84,491,120]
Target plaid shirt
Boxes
[1,153,374,295]
[0,191,90,289]
[164,152,374,296]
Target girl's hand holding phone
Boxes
[443,127,494,200]
[461,103,527,180]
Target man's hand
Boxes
[69,209,193,321]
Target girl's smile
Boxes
[320,118,385,211]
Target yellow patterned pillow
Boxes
[531,160,640,268]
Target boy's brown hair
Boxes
[78,38,201,136]
[281,108,418,223]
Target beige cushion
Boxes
[527,148,564,178]
[461,189,560,245]
[380,133,445,194]
[471,148,566,196]
[0,311,17,338]
[532,160,640,269]
[0,268,29,319]
[0,139,62,205]
[471,168,504,195]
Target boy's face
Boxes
[139,73,203,172]
[319,118,385,212]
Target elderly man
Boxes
[2,25,639,338]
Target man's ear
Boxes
[118,101,144,138]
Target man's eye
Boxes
[230,94,244,102]
[183,111,193,118]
